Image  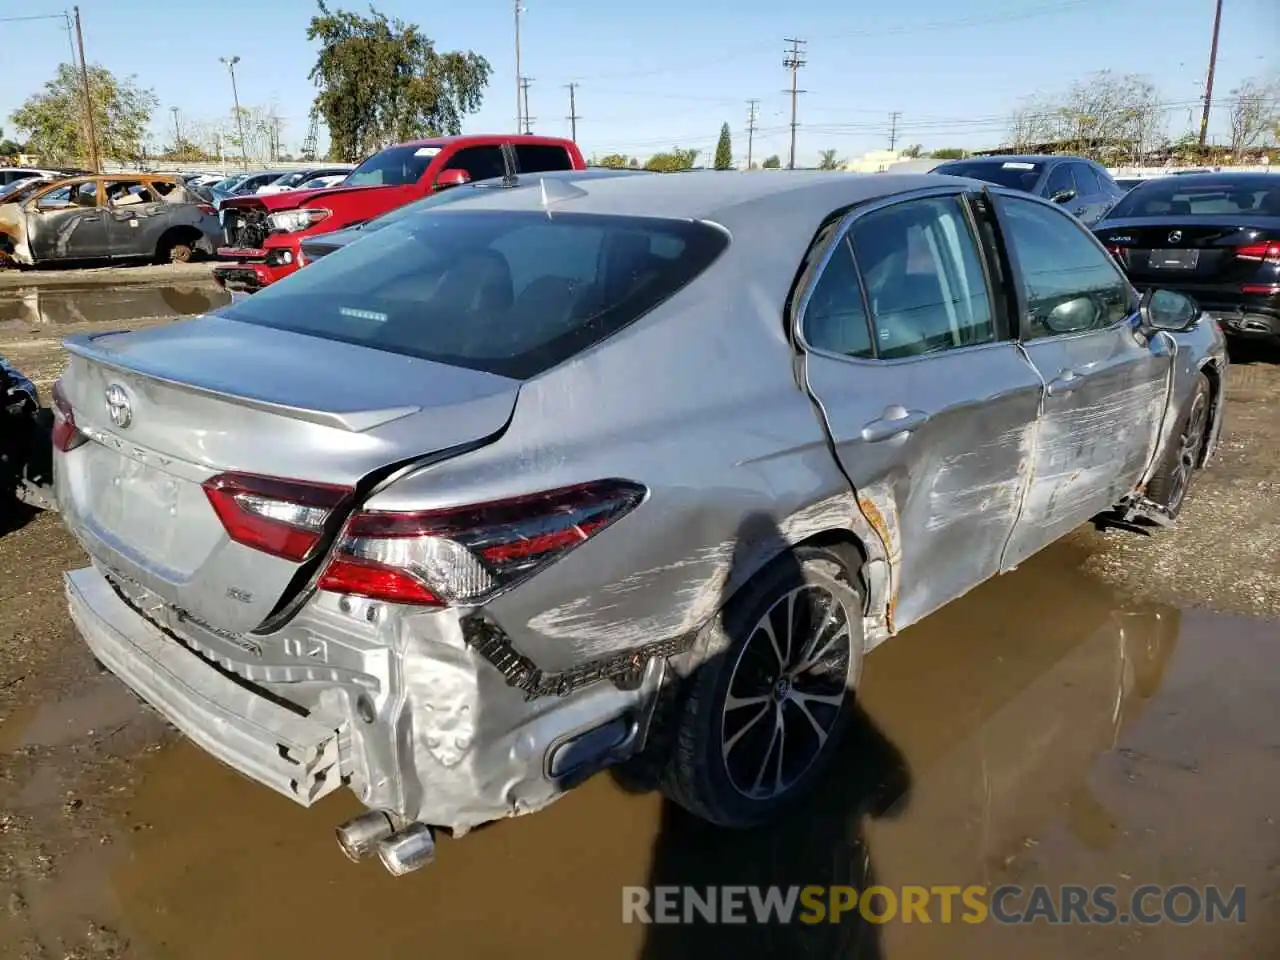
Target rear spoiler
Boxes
[62,332,421,433]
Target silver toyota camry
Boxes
[51,171,1227,876]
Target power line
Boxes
[746,99,760,169]
[783,38,807,170]
[566,82,580,142]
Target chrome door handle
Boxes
[860,407,930,443]
[1046,370,1084,396]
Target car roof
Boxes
[937,154,1081,165]
[1137,171,1278,188]
[391,134,575,149]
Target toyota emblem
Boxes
[1167,230,1183,244]
[105,384,132,429]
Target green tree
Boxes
[817,149,844,170]
[0,128,22,157]
[714,122,733,170]
[900,143,923,158]
[931,147,967,160]
[644,147,698,172]
[307,1,492,161]
[761,154,781,169]
[9,62,157,164]
[596,153,632,169]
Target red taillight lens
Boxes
[1235,242,1280,265]
[317,479,648,607]
[1105,244,1125,261]
[50,378,87,452]
[1241,283,1280,295]
[203,472,353,562]
[198,203,217,216]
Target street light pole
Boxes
[220,55,249,170]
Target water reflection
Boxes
[0,283,229,327]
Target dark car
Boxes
[1092,172,1280,345]
[1,354,52,514]
[932,155,1126,226]
[297,167,653,265]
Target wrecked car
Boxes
[1,354,52,514]
[52,172,1226,876]
[0,174,220,266]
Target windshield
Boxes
[1106,176,1280,218]
[222,209,729,379]
[345,144,441,187]
[934,160,1044,191]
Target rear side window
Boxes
[801,237,873,358]
[442,146,506,183]
[222,210,729,379]
[515,144,574,173]
[1072,163,1103,195]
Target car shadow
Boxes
[2,406,54,532]
[1225,336,1280,366]
[616,512,911,960]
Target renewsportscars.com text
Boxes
[622,884,1246,926]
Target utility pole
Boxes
[272,114,282,162]
[746,99,759,169]
[72,7,100,174]
[514,0,525,133]
[888,111,901,151]
[565,82,580,142]
[1198,0,1224,148]
[170,106,181,155]
[219,56,249,169]
[62,11,79,72]
[520,77,534,134]
[782,38,807,170]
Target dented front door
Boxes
[797,190,1045,631]
[26,184,110,261]
[994,193,1173,571]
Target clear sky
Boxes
[2,0,1276,166]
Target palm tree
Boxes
[817,149,844,170]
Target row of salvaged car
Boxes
[3,144,1278,880]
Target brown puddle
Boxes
[0,283,229,328]
[8,543,1280,959]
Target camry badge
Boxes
[105,384,132,429]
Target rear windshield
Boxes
[1106,177,1280,219]
[934,160,1044,191]
[345,144,440,187]
[222,209,729,379]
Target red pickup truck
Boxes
[213,133,586,294]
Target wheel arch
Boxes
[155,224,206,260]
[1197,357,1225,467]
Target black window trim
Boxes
[986,187,1140,344]
[793,185,1013,367]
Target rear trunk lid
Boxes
[56,315,519,635]
[1095,216,1280,284]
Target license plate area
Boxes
[1147,248,1199,270]
[77,443,222,577]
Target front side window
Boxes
[220,210,728,379]
[997,196,1133,340]
[443,146,507,183]
[848,195,995,359]
[1044,164,1075,199]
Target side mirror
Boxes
[1050,188,1077,205]
[1139,288,1201,334]
[434,169,471,191]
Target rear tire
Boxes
[1145,371,1211,518]
[157,230,199,264]
[660,545,866,828]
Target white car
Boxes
[257,167,353,195]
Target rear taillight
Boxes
[197,203,216,216]
[317,479,647,607]
[1235,242,1280,265]
[203,472,353,562]
[50,378,87,452]
[1105,244,1125,261]
[1241,283,1280,295]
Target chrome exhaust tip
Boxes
[335,810,395,863]
[376,822,436,876]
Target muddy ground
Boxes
[0,301,1278,959]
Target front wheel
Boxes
[1145,371,1211,518]
[661,544,866,828]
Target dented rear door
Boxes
[994,193,1173,571]
[797,189,1044,632]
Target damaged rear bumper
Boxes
[66,566,345,804]
[62,563,664,845]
